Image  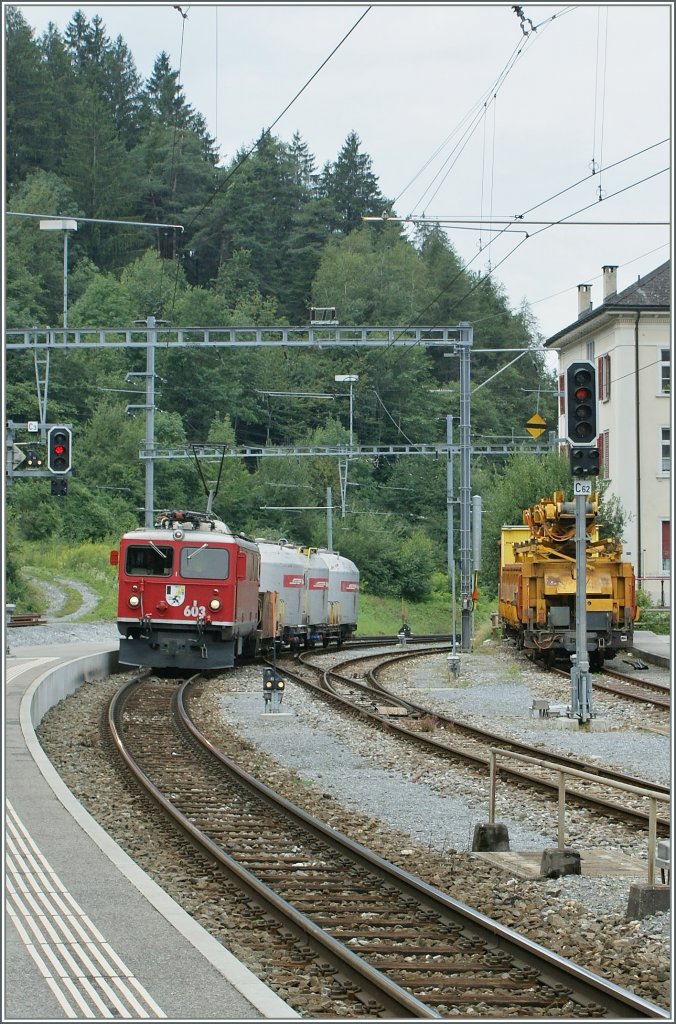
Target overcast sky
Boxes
[12,2,673,341]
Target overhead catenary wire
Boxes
[353,4,666,400]
[358,158,668,385]
[396,5,577,217]
[367,6,667,407]
[374,217,667,228]
[372,136,669,229]
[514,242,670,319]
[443,166,668,317]
[180,6,371,236]
[164,5,371,318]
[590,6,609,200]
[486,92,497,272]
[516,138,668,220]
[351,161,668,443]
[164,3,193,308]
[401,35,532,215]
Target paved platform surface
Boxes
[631,630,671,668]
[4,643,298,1021]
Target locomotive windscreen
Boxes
[180,545,230,579]
[125,544,174,576]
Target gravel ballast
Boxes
[212,647,671,924]
[15,622,673,1011]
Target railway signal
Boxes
[47,425,72,474]
[25,449,43,468]
[569,445,600,477]
[263,667,285,711]
[565,362,597,445]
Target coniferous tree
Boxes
[143,52,217,162]
[101,35,145,147]
[145,52,191,125]
[61,85,140,268]
[131,125,217,260]
[284,197,338,321]
[4,7,54,183]
[5,5,565,573]
[38,24,81,175]
[321,130,391,234]
[288,131,320,194]
[193,134,307,311]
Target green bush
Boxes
[635,610,670,635]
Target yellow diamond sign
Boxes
[526,414,546,438]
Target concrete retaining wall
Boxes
[27,649,121,729]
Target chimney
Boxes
[577,283,592,317]
[602,264,618,299]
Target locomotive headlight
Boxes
[209,598,222,611]
[128,595,141,608]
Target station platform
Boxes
[4,643,298,1021]
[631,630,671,669]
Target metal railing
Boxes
[488,748,670,884]
[637,575,671,609]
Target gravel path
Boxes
[21,571,101,620]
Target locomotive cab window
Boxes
[180,545,230,579]
[125,544,174,576]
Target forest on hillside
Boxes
[6,7,605,602]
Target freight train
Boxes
[498,492,637,670]
[111,509,359,671]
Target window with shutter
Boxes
[597,357,604,399]
[597,354,611,401]
[597,430,609,478]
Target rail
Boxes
[488,748,670,884]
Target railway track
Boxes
[577,667,670,711]
[518,653,670,713]
[346,636,670,713]
[282,646,670,837]
[108,673,667,1019]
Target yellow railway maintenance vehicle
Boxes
[499,491,638,670]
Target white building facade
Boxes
[546,262,671,608]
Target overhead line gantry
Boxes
[6,319,552,651]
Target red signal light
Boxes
[47,426,72,473]
[565,362,597,445]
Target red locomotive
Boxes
[111,509,359,671]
